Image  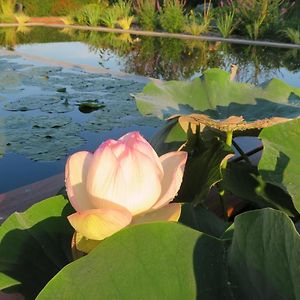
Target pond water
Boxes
[0,26,300,193]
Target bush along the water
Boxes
[135,0,158,31]
[159,0,186,33]
[1,0,299,43]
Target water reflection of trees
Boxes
[77,31,300,83]
[0,27,18,50]
[125,38,225,80]
[0,27,72,50]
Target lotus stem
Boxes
[221,130,233,170]
[218,129,234,220]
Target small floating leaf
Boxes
[56,87,66,93]
[77,100,106,113]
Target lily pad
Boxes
[1,115,85,161]
[56,88,67,93]
[0,71,24,91]
[3,95,61,112]
[77,101,106,113]
[41,101,74,114]
[26,66,63,77]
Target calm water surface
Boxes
[0,26,300,192]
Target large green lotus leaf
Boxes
[258,119,300,212]
[229,208,300,300]
[134,68,300,122]
[179,204,230,238]
[223,162,299,217]
[176,130,233,204]
[0,195,74,299]
[37,209,300,300]
[150,118,187,155]
[37,222,232,300]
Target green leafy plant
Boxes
[159,0,186,33]
[234,0,285,39]
[184,10,208,36]
[282,27,300,45]
[100,0,133,29]
[113,0,132,19]
[137,0,158,31]
[100,7,119,28]
[73,3,104,26]
[216,10,236,38]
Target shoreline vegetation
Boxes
[1,21,300,50]
[0,0,299,45]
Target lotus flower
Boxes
[65,131,187,241]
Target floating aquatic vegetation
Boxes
[41,101,74,114]
[77,100,106,113]
[1,114,84,161]
[56,87,67,93]
[26,66,64,77]
[3,95,61,112]
[0,71,24,92]
[0,56,156,162]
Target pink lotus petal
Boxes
[131,203,181,225]
[152,151,187,210]
[87,142,162,215]
[119,131,163,177]
[65,151,93,212]
[68,207,132,240]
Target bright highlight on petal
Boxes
[68,208,132,241]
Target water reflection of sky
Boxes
[16,42,126,73]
